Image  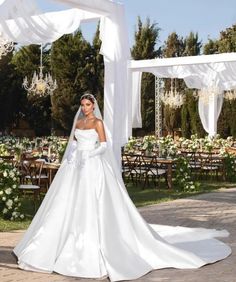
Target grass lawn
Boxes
[0,180,235,232]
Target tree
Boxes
[51,30,99,131]
[0,50,22,133]
[183,32,202,56]
[91,23,104,113]
[131,17,160,134]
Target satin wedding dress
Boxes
[14,128,231,281]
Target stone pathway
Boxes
[1,188,235,282]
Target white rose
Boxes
[5,188,12,195]
[6,199,13,207]
[14,197,18,202]
[0,191,3,195]
[13,177,17,181]
[12,184,17,189]
[20,214,24,219]
[2,196,6,201]
[3,171,8,177]
[3,208,8,214]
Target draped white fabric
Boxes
[129,53,236,133]
[131,71,143,128]
[198,91,224,136]
[0,0,131,165]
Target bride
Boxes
[13,93,231,281]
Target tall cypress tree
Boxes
[51,30,95,131]
[91,23,104,113]
[131,17,160,134]
[0,50,22,133]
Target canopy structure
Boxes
[0,0,131,165]
[129,53,236,136]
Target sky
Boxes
[38,0,236,49]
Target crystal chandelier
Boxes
[195,85,221,105]
[161,79,184,109]
[0,35,14,59]
[22,44,57,97]
[224,89,236,101]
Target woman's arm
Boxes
[95,119,107,142]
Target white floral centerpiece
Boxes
[157,135,177,158]
[142,135,157,155]
[0,159,24,220]
[124,137,137,153]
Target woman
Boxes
[14,93,231,281]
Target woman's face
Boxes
[81,98,94,116]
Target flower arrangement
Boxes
[157,135,177,158]
[0,143,9,156]
[125,137,137,152]
[174,156,199,192]
[142,135,157,154]
[0,159,24,220]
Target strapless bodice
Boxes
[74,128,99,150]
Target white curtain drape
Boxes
[0,0,131,165]
[129,54,236,135]
[131,71,142,128]
[198,91,224,136]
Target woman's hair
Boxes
[80,93,95,104]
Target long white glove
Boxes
[67,140,77,163]
[89,142,107,158]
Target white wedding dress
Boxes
[14,128,231,281]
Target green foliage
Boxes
[181,90,204,138]
[0,50,22,132]
[174,156,199,192]
[221,153,236,182]
[0,160,24,220]
[183,32,202,56]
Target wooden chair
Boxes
[199,153,221,180]
[18,159,44,211]
[145,155,167,189]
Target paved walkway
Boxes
[1,188,235,282]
